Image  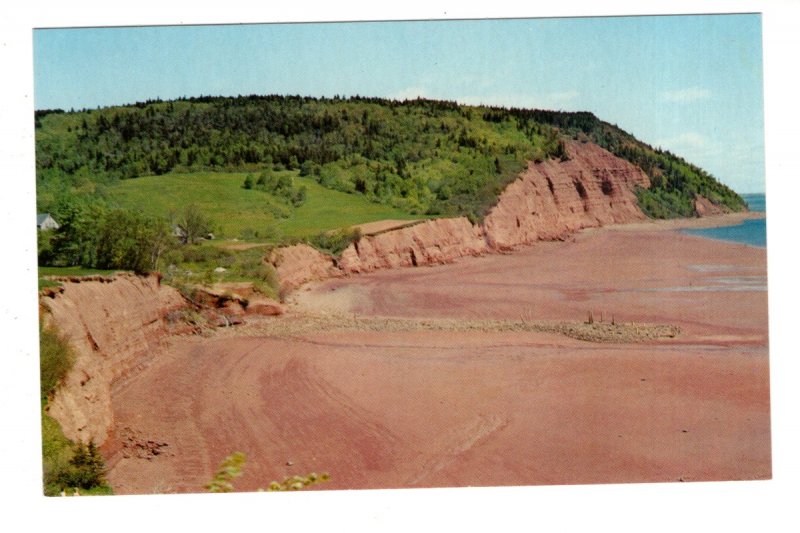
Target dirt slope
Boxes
[338,217,489,274]
[41,274,188,445]
[268,243,341,291]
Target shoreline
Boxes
[586,210,764,234]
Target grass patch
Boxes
[38,266,119,278]
[39,266,119,292]
[110,171,288,239]
[161,243,280,300]
[39,324,75,402]
[277,176,421,238]
[308,227,363,256]
[108,171,418,241]
[38,278,63,291]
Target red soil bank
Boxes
[268,243,341,291]
[482,140,650,249]
[338,216,488,274]
[41,274,188,445]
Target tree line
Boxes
[35,94,747,222]
[39,193,211,274]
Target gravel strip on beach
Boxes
[210,312,680,343]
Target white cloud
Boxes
[386,88,582,110]
[387,87,432,101]
[543,90,581,107]
[656,131,713,151]
[660,87,711,103]
[453,90,580,110]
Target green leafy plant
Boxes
[205,452,330,493]
[265,472,331,492]
[39,323,75,402]
[205,451,246,493]
[308,227,362,256]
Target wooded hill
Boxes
[35,94,746,224]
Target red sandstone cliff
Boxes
[338,217,489,274]
[272,141,651,287]
[41,274,188,445]
[268,243,342,292]
[694,194,731,217]
[483,140,650,249]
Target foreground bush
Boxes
[39,320,111,496]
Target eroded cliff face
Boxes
[338,217,489,274]
[41,274,188,445]
[694,194,731,217]
[272,141,652,287]
[268,243,342,292]
[483,140,650,249]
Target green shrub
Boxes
[205,452,330,493]
[39,323,75,402]
[40,320,111,496]
[308,227,362,256]
[55,441,107,490]
[174,244,233,265]
[205,452,246,493]
[242,173,254,189]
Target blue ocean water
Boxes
[682,193,766,248]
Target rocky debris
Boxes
[192,283,283,318]
[40,284,65,298]
[220,299,246,316]
[217,311,680,344]
[246,298,284,316]
[203,310,244,328]
[119,427,173,460]
[547,322,680,343]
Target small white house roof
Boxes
[37,213,59,230]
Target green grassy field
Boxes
[282,176,421,237]
[108,171,420,240]
[38,266,119,277]
[38,266,120,290]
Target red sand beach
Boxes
[103,225,770,494]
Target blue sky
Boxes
[33,14,765,193]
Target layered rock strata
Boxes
[482,140,650,249]
[338,217,489,274]
[41,274,188,445]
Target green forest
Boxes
[35,94,747,275]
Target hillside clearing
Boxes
[108,171,420,240]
